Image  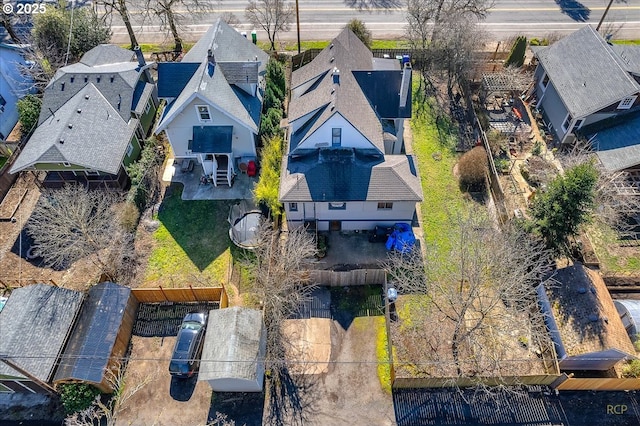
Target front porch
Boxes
[162,158,256,200]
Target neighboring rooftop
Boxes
[0,284,84,383]
[534,25,640,118]
[587,110,640,171]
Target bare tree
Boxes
[64,363,156,426]
[405,0,434,49]
[27,185,136,283]
[95,0,139,49]
[144,0,216,52]
[240,222,317,375]
[384,211,555,385]
[1,13,22,43]
[245,0,294,51]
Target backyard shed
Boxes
[198,307,266,392]
[537,264,636,371]
[54,282,139,392]
[0,284,84,393]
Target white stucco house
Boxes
[155,18,270,187]
[279,29,423,231]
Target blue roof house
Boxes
[155,19,270,189]
[0,43,35,141]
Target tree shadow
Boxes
[555,0,591,22]
[207,390,266,425]
[156,183,233,272]
[10,228,66,271]
[343,0,403,11]
[265,367,319,426]
[330,285,384,330]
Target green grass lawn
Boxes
[410,77,470,254]
[587,221,640,275]
[143,185,243,287]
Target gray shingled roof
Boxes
[280,150,423,202]
[0,284,84,382]
[535,26,640,118]
[199,307,265,383]
[156,19,269,134]
[610,44,640,75]
[10,83,136,174]
[289,29,386,153]
[80,44,135,67]
[40,44,149,124]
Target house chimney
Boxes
[399,62,411,110]
[332,68,340,84]
[134,45,146,67]
[207,49,216,76]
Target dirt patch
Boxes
[117,335,213,426]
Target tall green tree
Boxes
[32,4,110,70]
[17,94,42,136]
[346,19,372,49]
[504,36,527,68]
[527,162,598,254]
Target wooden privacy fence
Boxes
[555,376,640,391]
[393,374,560,389]
[131,286,228,307]
[309,269,385,286]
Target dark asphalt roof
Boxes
[0,284,84,382]
[191,126,233,153]
[353,69,412,119]
[54,282,133,386]
[394,387,640,426]
[157,62,200,98]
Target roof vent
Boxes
[59,139,65,144]
[68,124,73,129]
[589,314,599,322]
[330,57,334,63]
[330,43,334,49]
[577,287,587,294]
[77,109,81,114]
[85,95,89,100]
[330,103,335,110]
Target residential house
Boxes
[9,45,158,188]
[198,307,266,392]
[280,29,422,231]
[533,26,640,157]
[537,263,636,372]
[0,43,34,141]
[156,19,270,188]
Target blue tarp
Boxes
[385,223,416,253]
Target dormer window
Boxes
[618,96,637,110]
[196,105,211,122]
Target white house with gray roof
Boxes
[9,44,158,188]
[155,19,269,188]
[533,25,640,155]
[280,29,422,231]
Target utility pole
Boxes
[295,0,301,54]
[596,0,615,32]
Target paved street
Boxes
[107,0,640,44]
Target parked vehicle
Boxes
[169,312,208,378]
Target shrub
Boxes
[254,135,284,218]
[263,85,282,111]
[622,359,640,378]
[259,107,283,140]
[59,383,101,414]
[119,201,141,232]
[126,136,164,209]
[486,129,507,157]
[265,59,286,103]
[458,146,488,192]
[346,19,372,49]
[505,36,527,68]
[17,94,42,136]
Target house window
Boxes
[63,162,71,167]
[332,128,341,147]
[289,203,298,212]
[85,170,100,176]
[562,114,573,132]
[617,96,637,110]
[145,101,151,114]
[540,73,549,90]
[377,202,393,210]
[574,119,584,130]
[328,202,346,210]
[126,142,134,157]
[197,105,211,122]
